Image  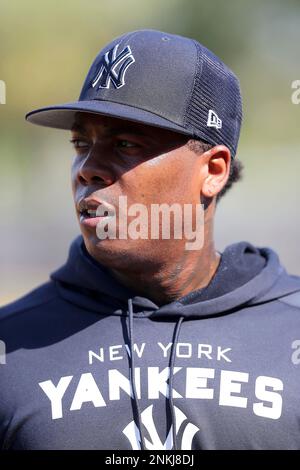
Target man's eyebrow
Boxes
[71,123,87,134]
[109,127,149,138]
[70,122,151,139]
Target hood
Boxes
[51,235,300,319]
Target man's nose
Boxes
[76,148,115,187]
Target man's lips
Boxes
[77,197,114,228]
[80,215,106,228]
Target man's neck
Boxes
[109,241,221,306]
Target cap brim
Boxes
[25,99,192,137]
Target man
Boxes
[1,29,300,450]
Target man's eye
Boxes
[69,139,89,149]
[116,140,137,148]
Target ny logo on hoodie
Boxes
[122,404,199,450]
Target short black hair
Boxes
[186,139,243,202]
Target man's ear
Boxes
[201,145,231,198]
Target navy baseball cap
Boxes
[26,29,242,157]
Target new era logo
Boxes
[92,43,135,90]
[207,110,222,129]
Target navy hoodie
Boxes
[1,236,300,450]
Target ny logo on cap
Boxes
[207,109,222,129]
[92,44,135,90]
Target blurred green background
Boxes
[1,0,300,306]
